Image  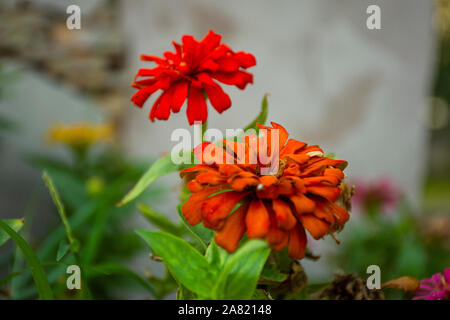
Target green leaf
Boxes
[213,240,270,300]
[0,220,53,300]
[0,219,24,248]
[260,265,288,283]
[87,263,157,297]
[177,204,214,252]
[0,272,21,287]
[244,94,269,134]
[118,155,179,206]
[136,230,215,297]
[138,203,184,236]
[42,171,77,250]
[177,285,196,300]
[205,240,229,271]
[56,240,70,262]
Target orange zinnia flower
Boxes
[131,30,256,125]
[180,122,350,259]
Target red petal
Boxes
[131,85,159,108]
[203,82,231,113]
[181,35,199,66]
[171,81,188,113]
[216,57,240,72]
[153,89,172,120]
[148,95,162,122]
[212,70,253,89]
[234,51,256,68]
[200,30,222,55]
[140,55,166,64]
[186,85,208,125]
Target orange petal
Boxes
[289,176,306,193]
[307,185,341,202]
[181,188,219,225]
[297,145,324,157]
[201,191,247,229]
[196,171,226,185]
[179,164,212,179]
[279,176,305,193]
[277,178,295,195]
[259,175,278,187]
[270,122,289,148]
[272,199,297,230]
[256,185,280,200]
[329,202,349,225]
[214,203,248,253]
[271,233,289,251]
[285,153,310,164]
[289,194,316,215]
[229,172,259,191]
[323,168,345,181]
[288,223,307,259]
[301,158,347,176]
[299,214,329,239]
[266,228,288,251]
[282,163,301,176]
[302,175,340,186]
[280,139,306,155]
[194,141,235,164]
[187,179,203,192]
[313,202,335,224]
[266,209,289,248]
[217,164,243,177]
[246,199,270,238]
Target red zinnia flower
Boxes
[131,30,256,125]
[180,122,350,259]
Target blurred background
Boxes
[0,0,449,299]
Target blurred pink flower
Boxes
[413,268,450,300]
[352,176,402,215]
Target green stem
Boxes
[42,171,92,299]
[42,171,77,249]
[201,120,208,143]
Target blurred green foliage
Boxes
[332,202,450,299]
[0,141,170,299]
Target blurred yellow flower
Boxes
[47,122,114,150]
[436,0,450,38]
[86,175,106,196]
